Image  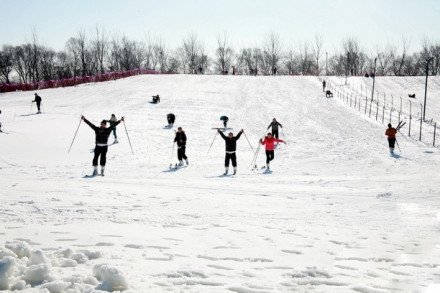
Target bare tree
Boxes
[215,32,234,74]
[0,45,14,83]
[392,37,410,76]
[91,26,107,74]
[376,45,395,76]
[312,34,324,75]
[182,34,201,74]
[263,33,282,75]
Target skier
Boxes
[218,129,243,175]
[267,118,283,139]
[232,66,236,75]
[152,95,160,103]
[220,116,229,128]
[174,127,188,166]
[167,113,175,127]
[33,93,42,113]
[260,133,285,170]
[322,80,326,92]
[325,90,333,98]
[385,123,397,155]
[106,114,119,143]
[81,115,124,176]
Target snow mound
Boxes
[93,264,128,291]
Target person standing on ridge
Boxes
[260,133,285,170]
[220,116,229,128]
[385,123,397,155]
[174,127,188,166]
[106,114,119,143]
[82,115,124,176]
[218,129,243,175]
[322,80,326,92]
[267,118,283,139]
[33,93,42,114]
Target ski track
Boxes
[0,75,440,292]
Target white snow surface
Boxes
[0,75,440,292]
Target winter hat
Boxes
[101,120,107,125]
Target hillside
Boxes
[0,75,439,292]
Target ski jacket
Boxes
[174,131,187,147]
[107,116,118,127]
[385,128,397,138]
[84,118,120,145]
[220,116,229,121]
[219,131,242,152]
[268,121,282,131]
[33,95,42,103]
[261,136,284,151]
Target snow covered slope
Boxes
[0,75,439,292]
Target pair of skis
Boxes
[396,120,406,131]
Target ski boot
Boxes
[185,159,189,165]
[178,160,184,167]
[233,167,237,175]
[224,167,229,175]
[92,166,98,176]
[101,166,105,176]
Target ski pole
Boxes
[30,102,33,114]
[243,131,255,155]
[251,141,261,167]
[207,131,219,154]
[170,142,175,168]
[68,117,82,153]
[122,119,134,155]
[395,139,401,153]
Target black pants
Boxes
[388,138,396,148]
[225,152,237,167]
[223,120,228,127]
[178,146,187,161]
[168,118,175,124]
[266,150,274,164]
[272,129,279,139]
[36,102,41,111]
[93,145,108,166]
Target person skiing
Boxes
[220,116,229,128]
[267,118,283,139]
[33,93,42,114]
[322,80,326,92]
[232,66,236,75]
[174,127,188,166]
[260,133,285,170]
[81,115,124,176]
[167,113,175,127]
[152,95,160,103]
[218,129,243,175]
[385,123,397,155]
[106,114,119,143]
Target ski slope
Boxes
[0,75,439,292]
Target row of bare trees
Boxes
[1,31,440,84]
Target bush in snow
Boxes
[0,256,16,290]
[93,264,128,291]
[5,241,32,258]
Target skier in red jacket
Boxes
[260,133,285,170]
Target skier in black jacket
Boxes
[218,129,243,175]
[167,113,175,127]
[174,127,188,166]
[267,118,283,139]
[82,115,124,176]
[33,93,42,113]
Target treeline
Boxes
[0,30,439,84]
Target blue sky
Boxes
[1,0,439,55]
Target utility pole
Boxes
[371,57,377,101]
[423,57,433,121]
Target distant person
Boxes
[260,133,285,170]
[152,95,160,103]
[218,129,243,175]
[174,127,188,166]
[385,123,397,155]
[272,67,277,75]
[106,114,119,143]
[326,90,333,98]
[33,93,42,114]
[220,116,229,128]
[81,115,124,176]
[267,118,283,139]
[167,113,175,127]
[232,66,236,75]
[364,73,370,78]
[322,80,326,92]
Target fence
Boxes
[328,81,439,148]
[0,68,159,93]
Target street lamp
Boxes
[371,57,377,101]
[423,57,433,121]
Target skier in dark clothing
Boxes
[322,80,326,92]
[220,116,229,128]
[106,114,119,143]
[152,95,160,103]
[33,93,42,113]
[82,115,124,176]
[267,118,283,139]
[167,113,176,127]
[385,123,397,155]
[218,129,243,175]
[174,127,188,166]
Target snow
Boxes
[0,74,439,292]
